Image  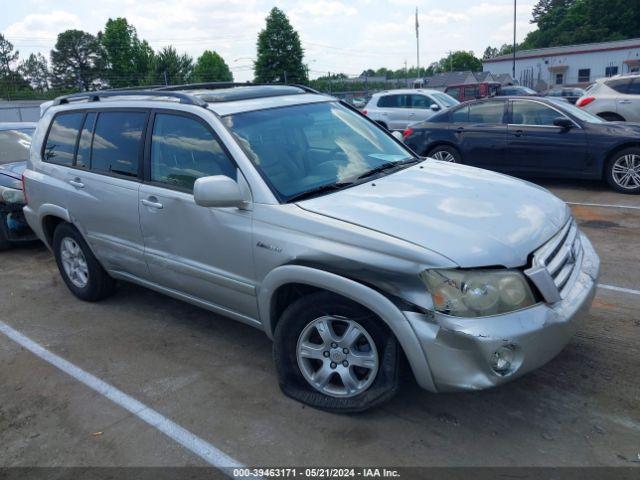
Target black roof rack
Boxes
[51,83,325,108]
[52,90,208,107]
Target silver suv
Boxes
[363,89,459,131]
[24,84,599,412]
[577,74,640,122]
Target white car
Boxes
[577,74,640,122]
[363,89,459,131]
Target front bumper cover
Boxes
[406,232,600,392]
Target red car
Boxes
[445,82,501,102]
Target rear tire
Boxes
[598,112,625,122]
[605,148,640,194]
[274,291,400,413]
[52,223,116,301]
[428,145,461,163]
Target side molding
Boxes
[258,265,436,391]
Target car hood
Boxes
[297,160,570,268]
[0,161,26,181]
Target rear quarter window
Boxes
[43,112,84,166]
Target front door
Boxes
[138,111,257,319]
[506,99,588,173]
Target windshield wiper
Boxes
[356,157,420,180]
[287,182,354,203]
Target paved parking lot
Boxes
[1,178,639,471]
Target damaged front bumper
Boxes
[405,232,600,392]
[0,201,37,244]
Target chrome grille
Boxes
[525,219,583,303]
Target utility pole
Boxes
[415,7,420,75]
[513,0,517,81]
[163,69,168,86]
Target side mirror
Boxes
[193,175,246,208]
[430,104,441,111]
[553,117,574,129]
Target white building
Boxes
[483,38,640,91]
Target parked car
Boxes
[24,85,599,412]
[576,74,640,121]
[351,97,366,109]
[403,96,640,193]
[445,82,501,102]
[0,122,37,250]
[363,89,458,130]
[545,87,585,105]
[497,85,538,97]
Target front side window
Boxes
[150,113,236,191]
[511,100,561,126]
[91,111,146,178]
[44,112,84,166]
[468,101,505,124]
[0,128,34,165]
[432,92,459,108]
[223,102,414,201]
[410,95,435,109]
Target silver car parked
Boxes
[24,84,599,412]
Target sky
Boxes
[1,0,537,82]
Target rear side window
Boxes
[451,105,469,123]
[75,112,96,169]
[446,87,460,100]
[44,112,84,166]
[468,102,505,124]
[377,95,408,108]
[464,86,479,99]
[606,78,632,94]
[91,111,146,178]
[627,79,640,95]
[150,113,236,191]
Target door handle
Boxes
[68,178,84,189]
[408,112,416,117]
[619,100,632,105]
[141,198,163,209]
[513,129,525,137]
[455,127,465,134]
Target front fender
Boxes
[258,265,437,391]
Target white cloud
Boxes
[5,11,81,45]
[292,1,357,17]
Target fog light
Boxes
[490,345,516,375]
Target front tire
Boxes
[428,145,461,163]
[605,149,640,194]
[53,223,116,301]
[274,292,400,413]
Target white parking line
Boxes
[0,320,247,478]
[598,284,640,296]
[567,201,640,210]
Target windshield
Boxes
[548,99,605,123]
[223,102,415,202]
[432,92,459,108]
[0,128,34,165]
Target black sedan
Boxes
[403,97,640,193]
[0,122,37,249]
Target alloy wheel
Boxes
[432,150,456,162]
[612,154,640,190]
[296,316,379,398]
[60,237,89,288]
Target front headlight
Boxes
[420,269,536,318]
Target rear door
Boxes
[62,109,149,278]
[138,110,256,319]
[377,94,410,130]
[506,99,588,173]
[449,100,508,169]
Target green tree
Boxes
[254,7,307,84]
[192,50,233,82]
[155,46,192,85]
[19,53,49,92]
[101,18,155,87]
[432,51,482,73]
[0,34,19,77]
[51,30,102,91]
